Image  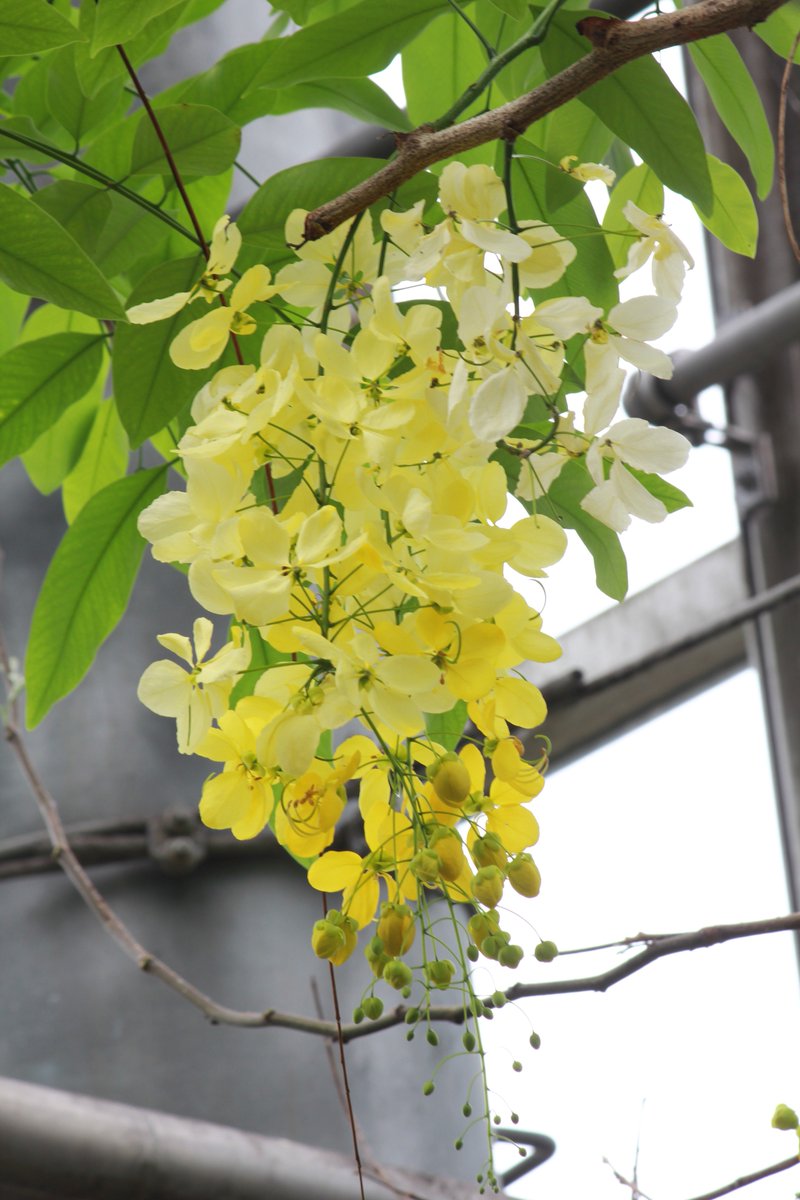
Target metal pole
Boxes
[0,1075,488,1200]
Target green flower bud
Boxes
[410,848,441,885]
[426,1028,439,1046]
[323,909,358,965]
[362,995,384,1020]
[383,958,413,990]
[376,901,415,957]
[529,1031,542,1049]
[405,1007,420,1025]
[311,918,345,962]
[364,934,390,979]
[427,751,471,807]
[512,1061,522,1073]
[352,1006,364,1024]
[498,943,524,969]
[534,940,558,963]
[462,1030,476,1052]
[463,1102,473,1117]
[491,990,507,1007]
[423,1080,435,1096]
[471,865,505,908]
[425,958,456,989]
[466,943,479,962]
[507,852,542,898]
[467,910,499,950]
[429,826,467,881]
[470,832,507,871]
[772,1104,799,1130]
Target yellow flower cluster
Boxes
[133,162,690,977]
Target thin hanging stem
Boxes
[116,43,209,257]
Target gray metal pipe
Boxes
[0,1075,486,1200]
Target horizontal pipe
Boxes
[0,1075,486,1200]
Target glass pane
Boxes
[483,670,800,1198]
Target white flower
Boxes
[615,202,694,301]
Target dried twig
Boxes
[684,1153,800,1200]
[304,0,787,241]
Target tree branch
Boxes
[304,0,786,241]
[684,1153,800,1200]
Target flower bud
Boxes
[772,1104,799,1130]
[507,852,542,898]
[467,910,499,950]
[377,901,415,957]
[427,752,471,807]
[498,943,524,969]
[311,918,345,962]
[410,848,441,885]
[470,832,507,871]
[534,939,558,963]
[471,865,505,908]
[429,826,468,881]
[365,934,390,979]
[325,909,358,965]
[425,958,456,989]
[362,995,384,1020]
[383,958,414,990]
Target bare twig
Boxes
[304,0,786,241]
[778,25,800,264]
[684,1153,800,1200]
[603,1155,656,1200]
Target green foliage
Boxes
[685,33,773,200]
[694,155,758,258]
[545,460,629,601]
[130,104,241,178]
[62,400,130,523]
[0,333,105,468]
[0,184,125,319]
[425,702,470,752]
[113,255,205,446]
[402,5,488,125]
[25,466,169,727]
[0,0,84,56]
[87,0,188,54]
[540,10,712,211]
[251,0,449,89]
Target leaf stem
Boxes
[444,0,497,60]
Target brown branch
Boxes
[684,1153,800,1200]
[778,25,800,264]
[304,0,787,241]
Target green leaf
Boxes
[237,157,382,269]
[32,181,167,283]
[88,0,187,54]
[113,254,205,447]
[485,0,527,15]
[528,98,615,209]
[237,78,411,130]
[540,11,712,211]
[510,142,619,311]
[46,45,128,145]
[129,103,241,178]
[62,399,129,523]
[0,184,125,319]
[694,154,758,258]
[546,459,628,600]
[603,163,664,270]
[21,392,99,494]
[402,5,488,125]
[0,0,84,55]
[25,465,169,728]
[0,333,104,467]
[754,2,800,62]
[686,34,773,200]
[251,0,448,89]
[0,282,28,356]
[624,465,692,514]
[425,701,468,753]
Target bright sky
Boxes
[376,43,800,1200]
